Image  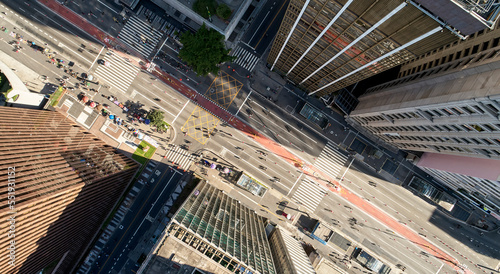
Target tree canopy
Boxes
[147,109,169,132]
[178,24,235,76]
[147,109,165,128]
[216,4,232,20]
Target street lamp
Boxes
[339,156,355,182]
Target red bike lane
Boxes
[39,1,469,271]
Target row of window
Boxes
[393,134,500,147]
[359,101,500,124]
[399,21,500,77]
[400,38,500,77]
[376,121,500,134]
[423,168,500,209]
[367,46,500,94]
[403,142,500,157]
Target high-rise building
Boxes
[416,153,500,215]
[349,25,500,160]
[141,180,276,274]
[348,23,500,214]
[0,107,139,273]
[267,226,315,274]
[268,0,500,97]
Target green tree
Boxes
[216,4,232,20]
[147,109,165,128]
[179,24,235,76]
[193,0,217,19]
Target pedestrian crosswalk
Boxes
[117,15,163,58]
[314,141,348,180]
[94,51,139,94]
[292,178,325,213]
[164,145,196,171]
[231,46,259,72]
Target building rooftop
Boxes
[142,181,276,274]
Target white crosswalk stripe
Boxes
[94,52,139,94]
[314,141,348,180]
[231,46,259,72]
[117,15,163,58]
[292,178,324,213]
[164,145,196,170]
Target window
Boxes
[448,54,454,62]
[441,56,447,64]
[473,105,485,114]
[483,124,495,131]
[471,138,481,144]
[451,125,462,131]
[443,125,453,131]
[471,44,479,55]
[464,48,470,57]
[482,41,490,51]
[463,124,475,131]
[442,108,454,115]
[452,107,464,115]
[456,51,462,59]
[463,106,476,114]
[492,37,500,48]
[483,138,494,145]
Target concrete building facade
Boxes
[350,57,500,160]
[267,0,500,97]
[0,107,139,273]
[348,23,500,213]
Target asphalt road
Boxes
[3,0,500,273]
[91,164,183,273]
[241,0,289,55]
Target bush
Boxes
[216,4,232,20]
[193,0,217,19]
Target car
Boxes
[30,44,45,52]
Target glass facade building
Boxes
[0,107,138,273]
[170,180,276,274]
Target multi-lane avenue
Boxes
[1,0,499,273]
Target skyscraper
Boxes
[348,23,500,214]
[0,107,139,273]
[268,0,500,97]
[267,226,315,274]
[141,180,276,274]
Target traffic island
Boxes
[132,141,157,165]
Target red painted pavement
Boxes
[39,1,470,271]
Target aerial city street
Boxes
[0,0,499,273]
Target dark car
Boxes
[30,44,45,52]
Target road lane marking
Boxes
[99,170,179,272]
